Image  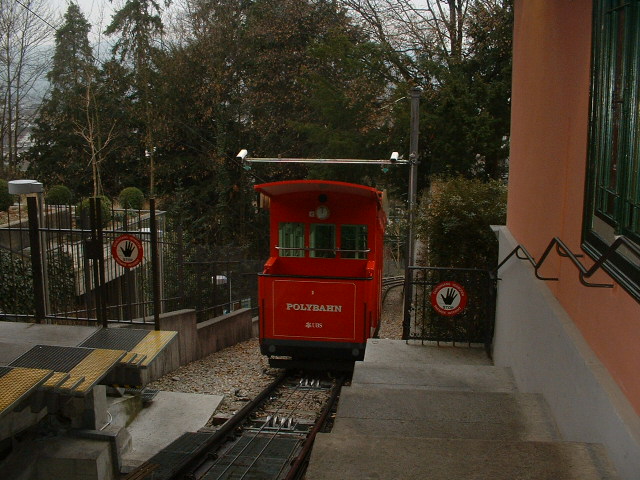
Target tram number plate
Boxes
[272,280,356,340]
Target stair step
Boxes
[334,386,559,441]
[306,436,619,480]
[352,362,517,392]
[364,339,491,366]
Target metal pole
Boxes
[150,199,161,330]
[95,198,108,327]
[27,196,45,323]
[402,86,421,340]
[37,192,51,317]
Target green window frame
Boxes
[584,0,640,300]
[340,224,368,259]
[278,222,305,257]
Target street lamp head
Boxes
[8,179,43,194]
[236,149,248,161]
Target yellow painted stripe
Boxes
[59,375,86,392]
[68,349,126,393]
[43,371,70,389]
[131,331,177,367]
[121,352,137,364]
[0,368,52,414]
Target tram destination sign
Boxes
[430,281,468,316]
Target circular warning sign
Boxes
[430,281,468,316]
[111,234,144,268]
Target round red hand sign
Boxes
[430,281,468,316]
[111,234,143,268]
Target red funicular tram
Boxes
[255,180,386,367]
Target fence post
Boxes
[150,199,161,330]
[177,223,184,306]
[27,197,46,323]
[89,198,108,328]
[96,198,108,326]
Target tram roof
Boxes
[254,180,383,204]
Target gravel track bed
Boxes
[148,285,404,417]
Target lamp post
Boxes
[402,86,421,340]
[8,180,50,320]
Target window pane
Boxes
[341,225,368,259]
[310,224,335,258]
[590,0,640,238]
[279,223,304,257]
[583,0,640,299]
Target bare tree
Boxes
[340,0,477,83]
[75,78,118,197]
[0,0,53,176]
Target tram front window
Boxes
[310,224,336,258]
[279,222,304,257]
[341,224,368,259]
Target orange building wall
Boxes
[509,0,640,412]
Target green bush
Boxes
[119,187,145,210]
[45,185,73,205]
[417,176,507,269]
[0,250,34,314]
[76,196,112,228]
[0,179,14,211]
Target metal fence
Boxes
[404,266,496,350]
[0,198,260,326]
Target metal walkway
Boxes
[9,345,126,395]
[0,366,52,419]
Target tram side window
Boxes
[341,224,368,259]
[279,222,305,257]
[310,224,336,258]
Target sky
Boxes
[51,0,117,41]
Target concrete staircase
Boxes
[306,339,619,479]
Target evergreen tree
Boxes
[27,2,96,195]
[105,0,168,196]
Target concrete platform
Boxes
[0,322,98,364]
[121,391,223,470]
[307,436,619,480]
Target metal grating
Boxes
[0,367,53,417]
[79,328,150,351]
[123,387,159,403]
[204,435,301,479]
[9,345,93,372]
[138,432,215,480]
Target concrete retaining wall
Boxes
[196,309,253,359]
[121,308,257,369]
[492,226,640,480]
[0,208,72,251]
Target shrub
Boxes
[76,196,112,228]
[0,179,14,211]
[46,185,73,205]
[417,176,507,269]
[119,187,145,210]
[0,250,33,314]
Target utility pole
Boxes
[402,86,421,340]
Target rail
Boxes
[258,273,373,280]
[276,246,371,254]
[495,235,640,289]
